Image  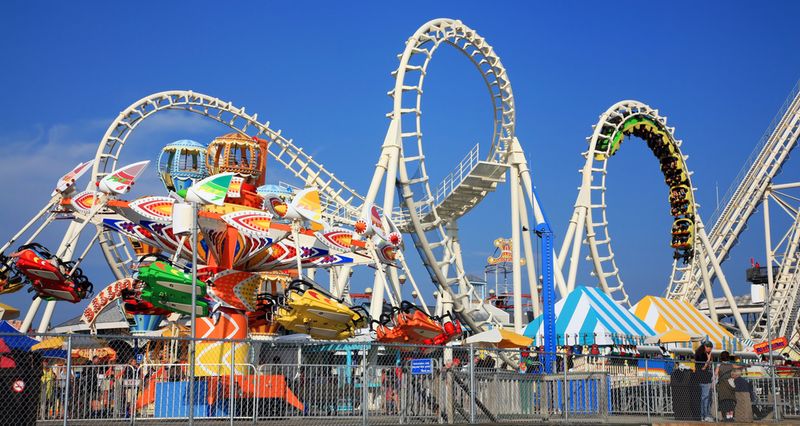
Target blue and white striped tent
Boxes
[524,286,656,346]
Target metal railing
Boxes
[3,332,798,424]
[433,143,481,207]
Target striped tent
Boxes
[630,296,742,351]
[524,286,655,346]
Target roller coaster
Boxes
[1,18,799,353]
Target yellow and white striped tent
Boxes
[631,296,743,351]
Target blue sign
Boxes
[410,358,433,375]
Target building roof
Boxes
[697,294,760,310]
[51,303,130,333]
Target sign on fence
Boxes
[410,358,433,375]
[754,336,788,354]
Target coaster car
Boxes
[669,185,691,204]
[671,218,694,251]
[375,301,462,348]
[671,218,694,236]
[670,200,694,216]
[275,279,369,340]
[671,234,692,250]
[665,169,688,187]
[11,243,92,303]
[136,258,209,317]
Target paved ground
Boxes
[38,417,800,425]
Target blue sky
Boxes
[1,1,799,326]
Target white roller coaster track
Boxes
[559,100,751,337]
[668,80,800,306]
[88,91,367,280]
[363,18,552,333]
[560,101,691,306]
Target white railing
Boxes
[434,143,481,206]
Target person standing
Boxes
[716,351,735,421]
[694,341,714,422]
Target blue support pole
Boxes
[536,223,557,373]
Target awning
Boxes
[0,320,37,350]
[32,335,108,350]
[32,337,64,351]
[524,286,655,345]
[630,296,741,350]
[465,328,533,349]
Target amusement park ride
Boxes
[1,18,800,358]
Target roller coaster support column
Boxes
[510,164,523,333]
[762,190,780,420]
[695,219,751,338]
[365,119,402,313]
[536,222,557,374]
[516,184,541,317]
[698,255,719,322]
[511,138,567,296]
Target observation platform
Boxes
[397,144,508,231]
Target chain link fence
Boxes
[1,332,798,424]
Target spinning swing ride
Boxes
[1,18,800,352]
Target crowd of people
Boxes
[694,341,774,422]
[41,355,140,419]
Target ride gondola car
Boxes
[375,301,462,348]
[10,243,92,303]
[135,258,209,316]
[275,278,369,340]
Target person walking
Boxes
[694,341,714,422]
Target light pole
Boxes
[180,172,235,425]
[189,200,198,425]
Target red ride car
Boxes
[11,243,93,303]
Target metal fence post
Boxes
[63,334,72,426]
[131,364,140,426]
[563,353,568,421]
[769,357,780,421]
[230,341,236,426]
[711,362,718,422]
[645,358,651,423]
[362,345,369,426]
[469,344,476,424]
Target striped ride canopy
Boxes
[630,295,742,351]
[524,286,655,346]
